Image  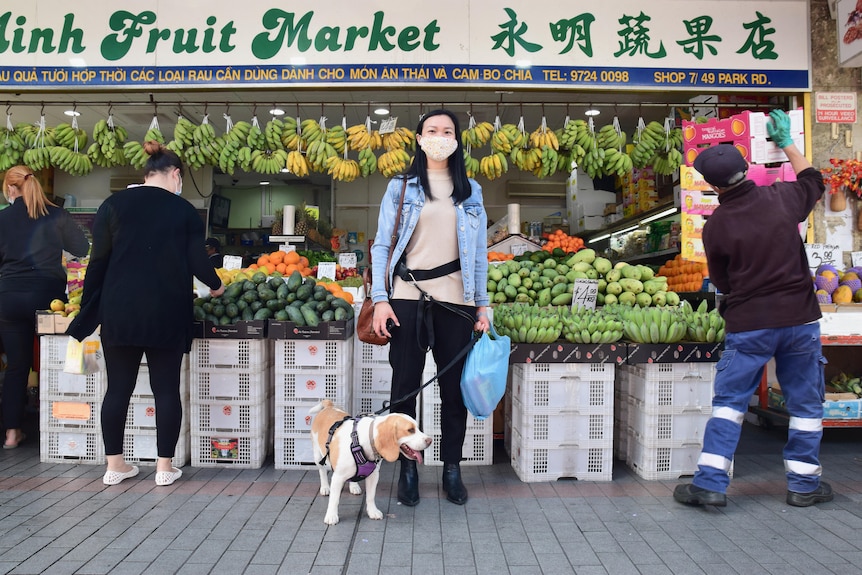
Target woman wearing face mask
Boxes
[68,140,225,487]
[0,166,90,449]
[371,109,490,507]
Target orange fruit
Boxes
[257,255,270,267]
[284,251,300,265]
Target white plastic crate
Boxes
[421,396,491,434]
[190,367,269,403]
[354,339,391,367]
[274,401,322,435]
[424,429,493,466]
[132,365,190,400]
[122,428,190,467]
[511,363,614,412]
[625,437,702,480]
[40,335,95,370]
[125,395,190,431]
[274,433,317,469]
[627,397,712,445]
[191,432,269,468]
[40,397,100,432]
[614,420,628,461]
[140,353,189,369]
[190,399,270,435]
[510,427,612,482]
[274,370,351,406]
[511,396,613,445]
[40,429,105,464]
[354,365,394,396]
[353,392,393,417]
[191,339,270,371]
[272,339,352,374]
[39,368,105,400]
[626,363,714,409]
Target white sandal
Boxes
[155,467,182,486]
[103,466,139,486]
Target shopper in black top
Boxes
[205,237,223,268]
[68,141,225,487]
[0,166,90,449]
[674,110,831,509]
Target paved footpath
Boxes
[0,423,861,575]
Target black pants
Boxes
[102,345,184,458]
[0,285,65,429]
[388,298,474,464]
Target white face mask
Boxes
[419,135,458,162]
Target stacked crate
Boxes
[274,337,353,468]
[613,365,630,460]
[190,339,272,468]
[122,355,191,468]
[623,362,715,480]
[352,339,393,416]
[509,363,614,482]
[39,335,106,464]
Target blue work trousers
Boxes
[692,322,826,494]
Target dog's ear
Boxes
[374,416,403,462]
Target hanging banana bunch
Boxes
[124,115,164,170]
[381,125,415,152]
[598,117,633,178]
[21,115,52,172]
[264,116,286,153]
[579,117,604,179]
[49,116,93,177]
[463,148,480,179]
[326,118,360,182]
[378,148,412,178]
[300,117,324,148]
[528,116,559,179]
[196,114,225,167]
[218,112,245,175]
[250,148,288,175]
[356,117,378,178]
[88,113,129,169]
[280,116,299,151]
[0,114,26,171]
[285,116,311,177]
[306,117,339,173]
[649,118,684,176]
[326,122,347,156]
[631,118,662,169]
[346,122,372,152]
[461,115,493,149]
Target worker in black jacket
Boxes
[674,110,829,508]
[0,166,90,449]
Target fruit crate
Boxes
[510,395,613,446]
[125,394,190,432]
[511,363,615,412]
[122,428,190,468]
[421,395,492,435]
[191,398,271,435]
[625,437,701,480]
[191,338,271,371]
[132,366,191,401]
[354,339,392,367]
[40,335,102,371]
[140,353,190,369]
[40,429,105,464]
[510,427,613,482]
[191,431,269,469]
[627,397,712,446]
[190,366,270,404]
[272,338,352,374]
[274,433,317,469]
[40,397,101,432]
[274,370,351,406]
[624,363,714,409]
[39,368,105,400]
[275,400,330,435]
[424,429,493,466]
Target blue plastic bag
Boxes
[460,322,510,420]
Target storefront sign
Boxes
[815,92,857,123]
[0,1,811,91]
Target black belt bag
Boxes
[395,258,460,282]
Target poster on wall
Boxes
[837,0,862,66]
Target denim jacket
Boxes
[370,175,489,307]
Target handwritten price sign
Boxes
[571,279,599,311]
[804,244,841,274]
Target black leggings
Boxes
[388,298,475,464]
[102,345,184,458]
[0,285,65,429]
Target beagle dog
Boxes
[309,399,431,525]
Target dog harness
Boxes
[320,416,380,482]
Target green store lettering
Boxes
[100,11,237,60]
[493,9,778,61]
[251,9,440,59]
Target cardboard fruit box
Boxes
[36,311,74,335]
[508,342,627,364]
[624,342,723,364]
[267,319,354,340]
[681,109,804,147]
[194,320,267,339]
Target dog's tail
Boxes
[308,399,334,416]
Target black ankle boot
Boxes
[397,456,419,506]
[442,463,468,505]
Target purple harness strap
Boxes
[319,415,378,482]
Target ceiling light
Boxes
[281,168,290,173]
[639,207,679,225]
[64,110,81,117]
[588,233,611,243]
[611,225,639,236]
[374,107,389,116]
[269,108,285,116]
[584,109,601,117]
[259,181,270,186]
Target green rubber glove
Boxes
[766,109,793,149]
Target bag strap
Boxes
[383,178,408,293]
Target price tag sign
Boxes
[279,245,297,253]
[223,255,243,270]
[317,261,337,281]
[804,243,841,274]
[338,252,357,269]
[852,251,862,267]
[571,278,599,311]
[511,244,528,256]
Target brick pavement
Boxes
[0,423,861,574]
